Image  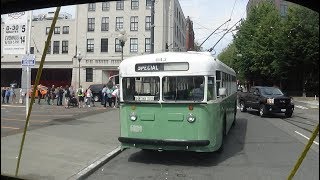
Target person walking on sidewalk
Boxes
[2,87,6,104]
[85,87,92,107]
[101,85,107,108]
[58,86,64,106]
[37,84,42,105]
[50,85,56,105]
[77,85,84,108]
[5,87,10,104]
[64,85,71,108]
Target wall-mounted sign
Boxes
[3,11,28,54]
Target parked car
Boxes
[238,86,294,118]
[88,84,105,102]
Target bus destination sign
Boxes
[135,62,189,72]
[135,63,162,72]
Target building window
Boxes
[88,18,95,32]
[116,17,124,31]
[54,27,60,34]
[116,0,124,10]
[46,41,51,54]
[145,16,151,30]
[46,27,50,34]
[88,3,96,11]
[280,4,288,17]
[62,40,68,54]
[145,38,150,52]
[115,38,122,52]
[131,0,139,9]
[87,39,94,52]
[102,2,110,11]
[53,41,59,54]
[30,47,34,54]
[146,0,151,9]
[62,26,69,34]
[101,17,109,31]
[130,16,138,31]
[101,38,108,52]
[130,38,138,53]
[86,68,93,82]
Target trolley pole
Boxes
[150,0,155,54]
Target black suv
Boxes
[88,84,105,102]
[238,86,294,118]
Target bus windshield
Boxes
[163,76,205,101]
[122,77,160,101]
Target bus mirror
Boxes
[219,88,227,96]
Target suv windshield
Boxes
[162,76,204,101]
[122,77,160,101]
[260,87,284,96]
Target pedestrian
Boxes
[37,84,42,104]
[51,85,56,105]
[58,86,64,106]
[112,85,120,108]
[77,85,84,108]
[101,85,107,108]
[46,86,51,105]
[106,86,113,107]
[85,87,92,107]
[64,85,71,108]
[20,88,26,104]
[2,87,6,104]
[5,87,10,104]
[11,88,16,103]
[56,87,60,106]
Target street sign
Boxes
[21,54,35,66]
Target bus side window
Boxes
[208,77,215,100]
[216,71,221,98]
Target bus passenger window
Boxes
[208,77,214,100]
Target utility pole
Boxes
[150,0,155,54]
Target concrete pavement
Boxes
[1,107,121,180]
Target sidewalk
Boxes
[292,96,319,108]
[1,108,121,180]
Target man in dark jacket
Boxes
[2,87,6,104]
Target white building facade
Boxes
[1,0,187,89]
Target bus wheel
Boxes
[239,101,247,112]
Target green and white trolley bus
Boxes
[118,51,237,152]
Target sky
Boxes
[179,0,248,54]
[4,0,248,55]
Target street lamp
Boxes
[118,29,127,61]
[77,51,83,88]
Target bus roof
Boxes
[119,52,236,77]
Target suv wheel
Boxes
[285,110,293,118]
[259,104,267,117]
[239,101,247,112]
[93,95,99,102]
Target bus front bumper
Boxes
[118,137,210,147]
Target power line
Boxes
[199,19,231,47]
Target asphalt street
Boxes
[86,104,319,180]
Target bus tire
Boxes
[217,116,226,153]
[239,101,247,112]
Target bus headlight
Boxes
[129,112,137,121]
[267,98,274,105]
[187,113,196,123]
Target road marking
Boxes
[1,126,20,130]
[295,105,308,110]
[295,131,319,145]
[1,117,50,123]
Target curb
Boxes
[68,146,123,180]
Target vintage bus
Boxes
[118,51,237,152]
